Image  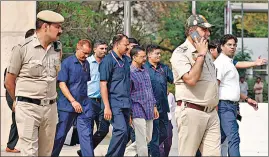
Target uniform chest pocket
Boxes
[29,60,44,77]
[49,58,61,77]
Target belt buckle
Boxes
[203,106,208,112]
[204,106,215,113]
[41,99,49,106]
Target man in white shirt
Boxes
[214,34,258,156]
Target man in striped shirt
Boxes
[125,46,159,156]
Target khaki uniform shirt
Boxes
[170,39,219,107]
[7,33,61,100]
[254,82,263,94]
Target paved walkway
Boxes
[1,103,268,156]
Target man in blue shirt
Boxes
[99,34,131,157]
[125,37,139,64]
[77,40,109,157]
[52,39,95,157]
[144,44,174,157]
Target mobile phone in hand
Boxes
[190,31,201,42]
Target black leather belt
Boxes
[90,98,101,103]
[17,96,56,106]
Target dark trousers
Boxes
[159,120,173,157]
[92,101,110,149]
[149,111,169,157]
[52,99,95,157]
[6,90,19,150]
[105,108,130,157]
[77,109,95,157]
[218,100,241,157]
[127,126,136,143]
[52,111,78,157]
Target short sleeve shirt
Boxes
[87,55,101,98]
[7,33,61,99]
[144,62,174,113]
[99,51,131,109]
[170,39,219,107]
[57,55,91,112]
[214,53,240,101]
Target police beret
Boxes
[37,10,64,23]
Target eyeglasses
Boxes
[225,43,237,48]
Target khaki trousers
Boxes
[124,118,153,156]
[255,94,263,103]
[15,101,57,156]
[175,105,221,156]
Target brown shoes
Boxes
[5,147,20,153]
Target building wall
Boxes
[1,1,36,147]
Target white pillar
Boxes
[1,1,36,147]
[124,1,131,37]
[192,1,196,15]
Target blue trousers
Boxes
[92,101,110,149]
[218,100,240,157]
[52,111,77,157]
[77,109,94,157]
[149,111,169,157]
[159,120,173,157]
[52,99,95,157]
[128,125,136,143]
[105,107,130,157]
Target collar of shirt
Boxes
[130,64,145,72]
[219,53,233,63]
[87,55,98,63]
[71,54,85,64]
[31,33,53,50]
[112,50,126,61]
[145,61,161,69]
[145,61,165,74]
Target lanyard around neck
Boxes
[111,52,124,68]
[151,64,164,74]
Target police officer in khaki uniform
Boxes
[170,14,220,156]
[5,10,64,156]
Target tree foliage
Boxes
[233,13,268,37]
[37,1,267,94]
